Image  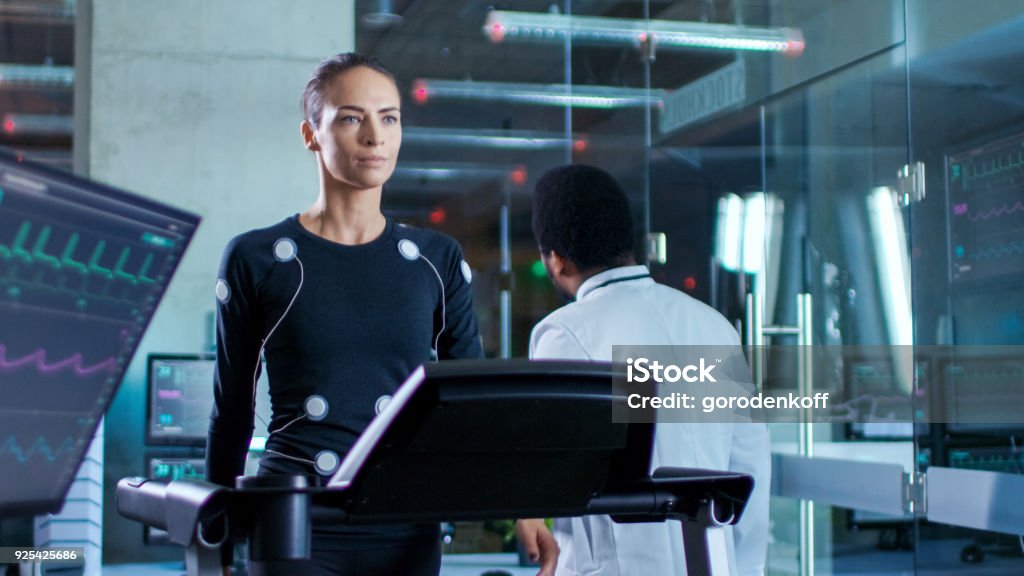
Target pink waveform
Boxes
[0,344,118,377]
[969,201,1024,222]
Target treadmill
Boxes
[117,359,754,576]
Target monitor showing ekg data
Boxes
[146,354,270,447]
[947,128,1024,284]
[0,149,200,517]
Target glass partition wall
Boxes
[358,0,1024,572]
[905,1,1024,574]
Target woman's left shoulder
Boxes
[394,222,462,254]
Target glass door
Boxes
[905,1,1024,573]
[756,45,918,575]
[650,1,916,574]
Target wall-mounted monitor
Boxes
[947,128,1024,285]
[145,354,270,447]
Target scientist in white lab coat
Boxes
[515,164,771,576]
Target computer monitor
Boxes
[937,347,1024,436]
[145,354,270,448]
[0,149,199,517]
[946,127,1024,286]
[841,348,925,440]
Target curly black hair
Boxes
[532,164,634,271]
[302,52,397,128]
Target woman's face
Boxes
[308,66,402,192]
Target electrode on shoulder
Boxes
[273,238,298,262]
[397,239,420,260]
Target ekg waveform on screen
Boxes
[0,436,77,464]
[0,344,117,376]
[967,201,1024,222]
[0,150,199,516]
[948,130,1024,283]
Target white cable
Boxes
[251,255,304,429]
[418,253,446,358]
[263,448,315,466]
[271,413,308,435]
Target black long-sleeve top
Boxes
[206,215,483,489]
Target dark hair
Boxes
[532,164,635,270]
[302,52,397,128]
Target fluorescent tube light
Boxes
[392,162,523,183]
[867,186,912,347]
[484,10,804,56]
[402,127,587,151]
[0,64,74,89]
[411,79,661,110]
[2,114,74,137]
[716,193,744,272]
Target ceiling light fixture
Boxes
[411,79,661,109]
[390,162,529,186]
[1,114,74,137]
[484,10,804,56]
[361,0,403,29]
[0,2,75,25]
[392,162,513,182]
[402,127,587,151]
[0,65,74,89]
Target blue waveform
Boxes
[968,240,1024,261]
[0,436,76,463]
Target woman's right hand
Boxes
[515,518,559,576]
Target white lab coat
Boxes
[529,265,770,576]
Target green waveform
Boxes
[0,221,156,285]
[959,149,1024,192]
[0,275,145,308]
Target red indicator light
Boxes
[510,166,527,185]
[411,80,429,104]
[429,207,446,224]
